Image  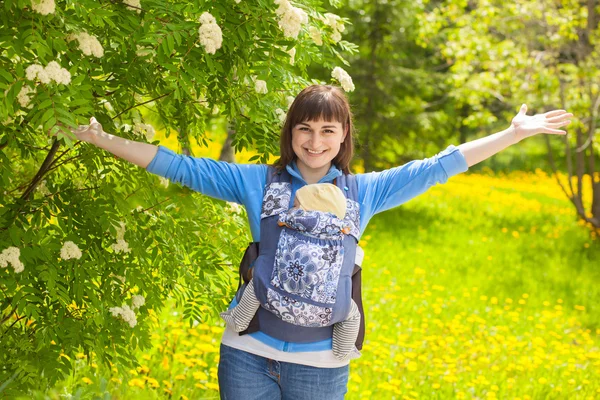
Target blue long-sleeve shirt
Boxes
[146,144,469,351]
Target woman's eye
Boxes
[324,129,334,134]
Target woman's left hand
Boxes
[511,104,573,142]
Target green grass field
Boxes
[30,170,600,400]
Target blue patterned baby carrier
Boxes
[236,166,366,347]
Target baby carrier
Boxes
[235,166,366,349]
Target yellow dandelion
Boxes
[206,382,220,391]
[81,377,93,385]
[193,371,208,380]
[175,374,186,380]
[128,378,145,388]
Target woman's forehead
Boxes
[297,119,343,128]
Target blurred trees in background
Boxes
[337,0,599,227]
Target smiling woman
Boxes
[69,84,571,400]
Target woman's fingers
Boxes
[546,120,571,129]
[544,109,568,118]
[545,113,573,123]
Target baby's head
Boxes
[293,183,347,219]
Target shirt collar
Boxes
[286,160,343,185]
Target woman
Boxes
[71,85,572,399]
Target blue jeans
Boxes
[217,343,350,399]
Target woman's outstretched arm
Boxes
[458,105,573,168]
[69,117,158,168]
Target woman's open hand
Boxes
[511,104,573,142]
[68,117,103,144]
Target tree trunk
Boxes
[219,121,236,163]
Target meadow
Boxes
[23,130,600,399]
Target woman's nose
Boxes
[310,132,322,148]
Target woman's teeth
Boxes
[307,149,325,154]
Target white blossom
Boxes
[332,67,355,92]
[308,26,323,46]
[322,13,345,43]
[60,241,82,260]
[123,0,141,13]
[226,202,243,214]
[37,180,50,196]
[198,12,223,54]
[110,222,131,254]
[102,101,114,113]
[26,61,71,85]
[159,177,169,188]
[109,304,137,327]
[17,85,34,108]
[286,96,295,108]
[31,0,55,15]
[323,13,345,33]
[0,247,25,273]
[131,295,145,309]
[111,239,131,254]
[68,32,104,58]
[255,79,268,94]
[274,0,308,39]
[331,30,342,43]
[133,122,155,142]
[25,64,44,81]
[275,108,287,124]
[287,47,296,65]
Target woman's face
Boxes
[291,119,346,175]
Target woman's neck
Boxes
[296,160,331,184]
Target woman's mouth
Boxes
[305,148,326,156]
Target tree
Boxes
[0,0,357,393]
[417,0,600,230]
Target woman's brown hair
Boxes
[275,85,355,174]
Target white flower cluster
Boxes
[198,12,223,55]
[287,96,295,108]
[131,294,145,309]
[322,13,345,43]
[332,67,355,92]
[123,0,141,13]
[17,85,34,108]
[0,247,24,273]
[68,32,104,58]
[159,177,169,188]
[37,180,50,196]
[26,61,71,85]
[109,295,145,328]
[275,108,287,124]
[111,222,131,254]
[226,202,243,214]
[255,79,268,94]
[133,122,155,142]
[274,0,308,39]
[31,0,55,15]
[287,47,296,65]
[109,304,137,327]
[308,26,323,46]
[60,241,82,260]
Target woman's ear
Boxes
[341,126,348,143]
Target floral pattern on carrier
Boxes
[265,287,333,327]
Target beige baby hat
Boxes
[295,183,347,219]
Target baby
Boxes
[220,183,362,361]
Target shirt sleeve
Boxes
[356,145,469,218]
[145,145,267,204]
